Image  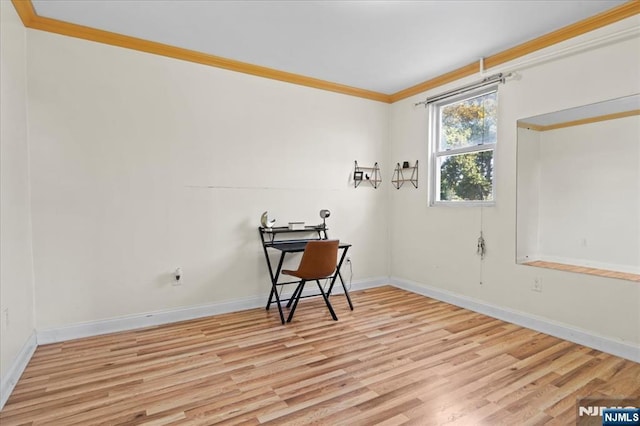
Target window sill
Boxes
[430,200,496,208]
[522,260,640,282]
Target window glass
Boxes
[431,87,497,204]
[439,91,497,151]
[438,150,494,201]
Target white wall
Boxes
[26,30,390,330]
[3,1,638,365]
[0,0,36,392]
[516,127,541,262]
[537,116,639,272]
[389,16,640,346]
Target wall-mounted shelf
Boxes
[392,160,418,189]
[354,161,381,188]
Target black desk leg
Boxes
[266,253,286,325]
[337,270,354,311]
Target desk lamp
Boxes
[260,211,276,228]
[320,209,330,229]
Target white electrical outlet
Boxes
[532,277,542,292]
[173,267,183,286]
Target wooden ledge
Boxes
[523,260,640,282]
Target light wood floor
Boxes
[1,286,638,425]
[523,260,640,282]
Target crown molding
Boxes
[11,0,640,104]
[389,0,640,102]
[484,0,640,70]
[518,109,640,132]
[10,0,35,26]
[9,0,391,103]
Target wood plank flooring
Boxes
[1,286,639,425]
[523,260,640,282]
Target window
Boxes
[431,87,497,204]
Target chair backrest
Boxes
[295,240,340,280]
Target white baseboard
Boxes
[1,331,37,411]
[5,276,637,411]
[36,277,387,345]
[390,277,640,363]
[36,275,638,363]
[326,276,388,294]
[36,295,265,345]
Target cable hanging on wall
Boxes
[477,233,486,259]
[477,190,487,287]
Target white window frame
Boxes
[429,86,498,207]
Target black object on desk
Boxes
[258,225,353,324]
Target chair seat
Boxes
[281,269,333,280]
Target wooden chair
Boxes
[282,240,340,323]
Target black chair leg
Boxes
[287,280,306,323]
[287,282,303,308]
[316,280,338,321]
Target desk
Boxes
[259,226,353,324]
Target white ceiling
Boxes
[31,0,626,94]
